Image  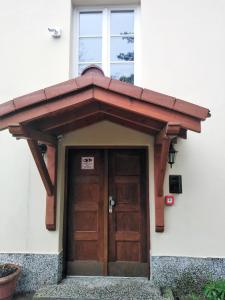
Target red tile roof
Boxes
[0,66,210,135]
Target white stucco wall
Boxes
[141,0,225,257]
[0,0,72,253]
[0,0,225,257]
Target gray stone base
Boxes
[152,256,225,295]
[1,253,225,294]
[0,252,63,292]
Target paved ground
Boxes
[32,277,164,300]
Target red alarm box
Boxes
[165,195,175,206]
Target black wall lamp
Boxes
[168,142,177,168]
[38,143,47,156]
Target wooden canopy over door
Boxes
[66,148,148,277]
[0,65,210,232]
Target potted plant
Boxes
[0,264,21,300]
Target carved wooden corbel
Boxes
[154,123,181,232]
[9,124,57,230]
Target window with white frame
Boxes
[74,7,138,84]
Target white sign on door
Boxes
[81,157,94,170]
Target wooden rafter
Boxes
[94,87,202,132]
[34,102,100,132]
[30,101,163,135]
[9,125,57,145]
[52,112,106,135]
[104,113,158,135]
[154,123,181,232]
[47,111,160,136]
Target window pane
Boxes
[79,12,102,36]
[111,63,134,84]
[111,37,134,62]
[78,63,102,75]
[79,37,102,62]
[110,10,134,36]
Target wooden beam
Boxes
[51,112,106,135]
[94,87,201,132]
[157,139,170,197]
[46,145,57,231]
[154,123,181,232]
[154,143,165,232]
[10,127,57,230]
[104,113,157,135]
[9,125,57,145]
[34,102,100,132]
[0,88,94,130]
[166,122,182,136]
[27,139,54,196]
[35,102,163,134]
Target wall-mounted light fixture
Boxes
[38,143,47,156]
[168,142,177,168]
[48,27,62,38]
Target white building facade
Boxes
[0,0,225,292]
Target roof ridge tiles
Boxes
[0,70,210,122]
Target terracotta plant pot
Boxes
[0,264,21,300]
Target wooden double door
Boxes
[66,148,149,277]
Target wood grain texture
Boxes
[66,149,104,275]
[108,150,147,275]
[46,145,57,230]
[9,125,57,145]
[27,139,53,196]
[154,123,182,232]
[65,148,148,277]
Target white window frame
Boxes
[72,5,141,85]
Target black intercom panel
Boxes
[169,175,182,194]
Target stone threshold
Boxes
[33,276,163,300]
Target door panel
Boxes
[67,149,104,275]
[108,150,148,276]
[66,148,148,277]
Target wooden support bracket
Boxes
[9,125,57,145]
[27,139,54,196]
[9,124,57,231]
[154,123,181,232]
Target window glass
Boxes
[110,37,134,62]
[111,63,134,84]
[110,10,134,83]
[110,10,134,36]
[78,11,103,75]
[76,8,135,84]
[79,12,102,36]
[79,37,102,62]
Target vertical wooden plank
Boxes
[145,148,151,279]
[103,150,109,275]
[154,143,165,232]
[108,150,116,263]
[46,145,57,230]
[62,148,69,277]
[158,139,170,196]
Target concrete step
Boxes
[33,277,164,300]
